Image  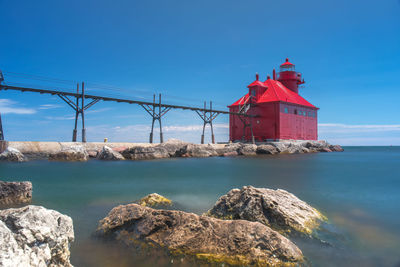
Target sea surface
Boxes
[1,146,400,267]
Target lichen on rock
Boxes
[138,193,172,207]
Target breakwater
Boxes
[0,139,343,162]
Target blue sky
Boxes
[1,0,399,145]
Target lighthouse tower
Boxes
[277,58,304,94]
[229,58,318,142]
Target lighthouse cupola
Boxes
[277,58,304,94]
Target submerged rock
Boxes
[97,203,303,266]
[122,146,169,160]
[138,193,172,207]
[49,145,89,161]
[0,205,74,267]
[97,146,125,161]
[206,186,325,235]
[0,147,25,162]
[0,181,32,206]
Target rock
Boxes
[97,146,125,160]
[0,205,74,267]
[206,186,325,235]
[97,203,303,266]
[138,193,172,207]
[329,144,344,152]
[157,139,189,157]
[286,143,304,154]
[0,147,25,162]
[214,143,241,156]
[0,181,32,206]
[49,145,89,161]
[87,150,98,158]
[122,146,169,160]
[178,144,217,158]
[319,147,332,152]
[256,144,278,155]
[237,144,257,156]
[270,142,290,153]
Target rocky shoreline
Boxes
[0,139,343,162]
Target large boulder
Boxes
[49,145,89,161]
[206,186,325,235]
[0,147,25,162]
[269,142,290,153]
[96,146,125,160]
[329,144,344,152]
[256,144,278,155]
[215,143,241,157]
[157,139,189,157]
[0,205,74,267]
[0,181,32,206]
[97,203,303,266]
[122,146,169,160]
[178,144,218,158]
[138,193,172,207]
[237,144,257,156]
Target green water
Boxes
[1,147,400,266]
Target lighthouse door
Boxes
[295,116,304,139]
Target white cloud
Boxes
[318,123,400,133]
[38,104,62,110]
[44,115,75,120]
[0,99,36,114]
[86,123,229,143]
[318,123,400,145]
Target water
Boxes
[1,147,400,266]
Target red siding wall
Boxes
[279,103,318,140]
[229,102,318,141]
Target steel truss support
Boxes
[237,115,255,144]
[58,82,99,142]
[140,94,171,143]
[195,101,220,144]
[236,95,255,144]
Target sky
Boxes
[0,0,399,145]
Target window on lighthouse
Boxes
[251,89,256,97]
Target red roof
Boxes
[247,80,267,88]
[229,79,317,109]
[280,58,294,67]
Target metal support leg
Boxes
[201,121,206,144]
[210,121,215,144]
[0,112,4,141]
[149,118,155,143]
[81,82,86,143]
[159,118,163,143]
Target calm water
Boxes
[1,147,400,267]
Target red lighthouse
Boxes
[229,58,318,142]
